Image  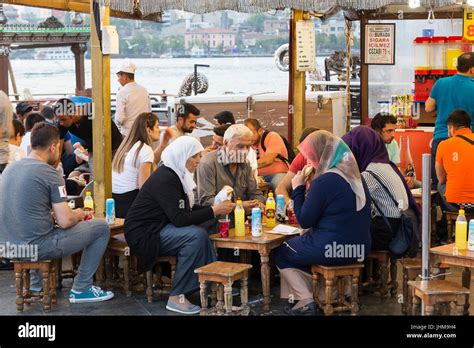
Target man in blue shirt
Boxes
[426,52,474,188]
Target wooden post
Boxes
[71,43,87,93]
[90,1,112,217]
[290,9,305,147]
[0,45,10,95]
[359,13,369,126]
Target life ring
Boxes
[178,72,209,97]
[274,43,289,72]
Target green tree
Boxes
[243,13,270,33]
[169,36,185,52]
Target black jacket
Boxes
[124,166,215,272]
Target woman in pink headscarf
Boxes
[274,130,371,315]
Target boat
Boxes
[34,48,75,60]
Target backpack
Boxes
[260,130,296,165]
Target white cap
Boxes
[116,59,136,74]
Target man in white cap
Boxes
[115,59,151,136]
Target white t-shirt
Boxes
[114,81,151,136]
[112,141,154,194]
[20,132,31,155]
[8,144,26,164]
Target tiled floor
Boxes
[0,259,472,316]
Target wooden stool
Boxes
[445,210,474,243]
[146,256,177,303]
[408,280,470,315]
[106,237,133,296]
[400,259,450,315]
[311,263,364,316]
[366,251,398,299]
[194,261,252,316]
[13,260,57,312]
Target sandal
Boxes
[283,302,318,316]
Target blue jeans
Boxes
[159,223,216,296]
[431,137,447,190]
[31,219,110,292]
[263,173,287,193]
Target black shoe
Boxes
[283,302,318,316]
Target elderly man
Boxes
[114,59,151,136]
[197,124,265,219]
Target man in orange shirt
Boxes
[436,109,474,212]
[245,118,289,191]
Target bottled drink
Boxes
[276,194,286,223]
[399,136,415,178]
[287,199,298,225]
[265,191,276,228]
[455,209,467,250]
[83,190,94,221]
[468,220,474,252]
[106,198,115,225]
[234,198,245,237]
[251,207,262,237]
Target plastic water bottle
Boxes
[251,207,262,237]
[468,219,474,251]
[234,198,245,237]
[106,198,115,225]
[265,191,276,228]
[276,194,286,223]
[455,209,467,250]
[83,190,94,221]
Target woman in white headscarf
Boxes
[125,136,234,315]
[274,130,372,315]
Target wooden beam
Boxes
[290,9,305,148]
[0,45,9,95]
[90,0,111,218]
[1,0,163,21]
[359,13,368,126]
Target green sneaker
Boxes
[69,286,114,303]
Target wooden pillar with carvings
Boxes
[0,45,10,95]
[71,43,87,93]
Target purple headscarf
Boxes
[342,126,421,233]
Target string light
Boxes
[409,0,421,8]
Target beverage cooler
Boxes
[393,127,433,178]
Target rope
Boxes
[344,17,352,132]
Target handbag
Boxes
[366,170,415,257]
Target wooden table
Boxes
[210,226,297,312]
[430,243,474,315]
[109,218,125,237]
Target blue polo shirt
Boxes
[430,74,474,140]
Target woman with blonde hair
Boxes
[112,112,169,218]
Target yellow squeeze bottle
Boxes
[234,198,246,237]
[265,191,276,228]
[455,209,467,250]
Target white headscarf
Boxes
[161,136,203,207]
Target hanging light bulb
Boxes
[408,0,421,8]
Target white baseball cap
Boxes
[116,59,136,74]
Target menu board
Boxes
[364,23,396,65]
[296,20,316,71]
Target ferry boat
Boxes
[34,48,75,60]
